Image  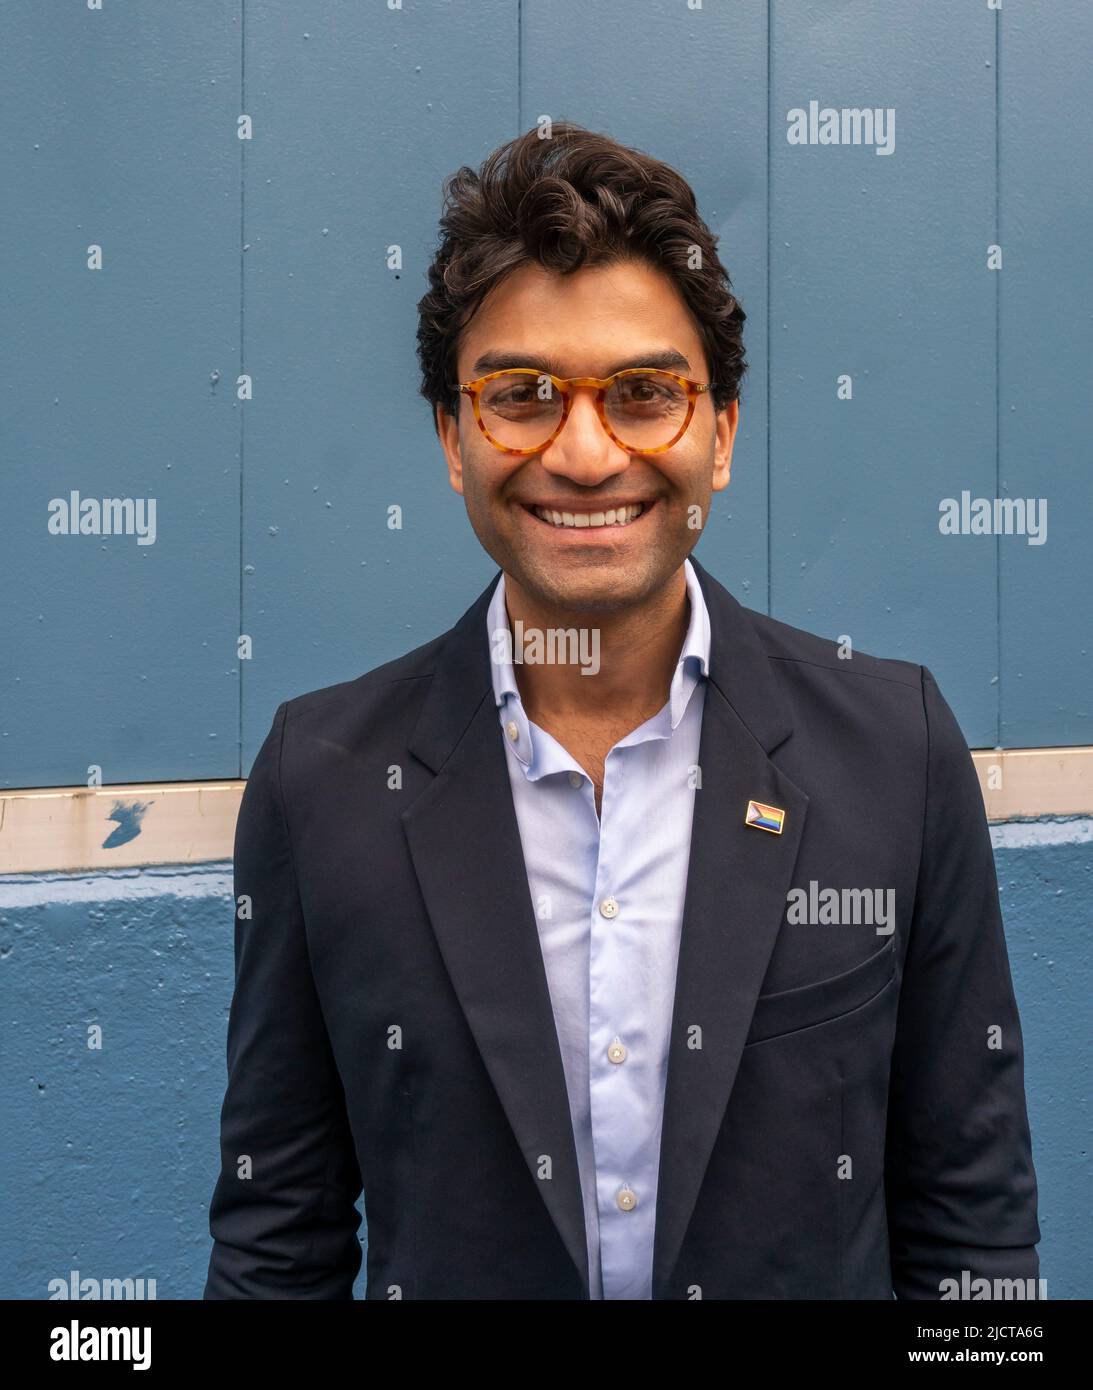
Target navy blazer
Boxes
[204,555,1040,1299]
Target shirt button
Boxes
[505,721,519,741]
[607,1039,627,1064]
[599,897,618,919]
[617,1186,637,1211]
[568,770,582,789]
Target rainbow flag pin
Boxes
[745,799,785,835]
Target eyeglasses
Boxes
[452,367,714,455]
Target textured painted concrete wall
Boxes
[1,822,1089,1299]
[0,863,363,1300]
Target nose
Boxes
[538,387,631,486]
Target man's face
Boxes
[436,256,739,614]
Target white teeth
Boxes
[532,503,645,529]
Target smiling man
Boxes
[205,122,1040,1301]
[437,253,736,822]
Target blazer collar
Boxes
[407,553,793,774]
[402,554,807,1298]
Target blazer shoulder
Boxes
[741,605,923,692]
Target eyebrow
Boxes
[468,348,694,378]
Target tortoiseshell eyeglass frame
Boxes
[451,367,714,456]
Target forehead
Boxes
[456,257,704,377]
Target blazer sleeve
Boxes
[204,702,364,1298]
[884,668,1041,1299]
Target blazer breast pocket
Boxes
[744,937,896,1046]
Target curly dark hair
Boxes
[416,121,747,432]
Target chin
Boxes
[530,567,659,614]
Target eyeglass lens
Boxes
[477,371,691,451]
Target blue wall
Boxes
[2,1,1089,1300]
[1,826,1088,1299]
[3,0,1091,789]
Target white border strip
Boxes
[0,865,234,908]
[989,820,1093,849]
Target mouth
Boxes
[522,500,655,532]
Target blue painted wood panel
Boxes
[999,1,1093,746]
[769,0,999,747]
[239,0,520,762]
[521,0,771,612]
[1,1,241,788]
[3,2,1089,789]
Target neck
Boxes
[500,565,691,725]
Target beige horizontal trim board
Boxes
[971,746,1093,823]
[0,781,245,876]
[1,748,1092,875]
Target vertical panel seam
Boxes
[995,6,1002,746]
[238,0,247,777]
[766,0,773,614]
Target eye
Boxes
[495,383,534,404]
[612,373,685,411]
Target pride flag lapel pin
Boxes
[745,799,785,835]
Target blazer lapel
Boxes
[651,556,809,1297]
[401,572,591,1297]
[399,556,808,1302]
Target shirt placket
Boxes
[587,743,655,1299]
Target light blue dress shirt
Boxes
[486,557,711,1299]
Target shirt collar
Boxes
[486,558,711,775]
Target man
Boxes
[204,123,1040,1300]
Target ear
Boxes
[436,401,464,496]
[711,398,739,493]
